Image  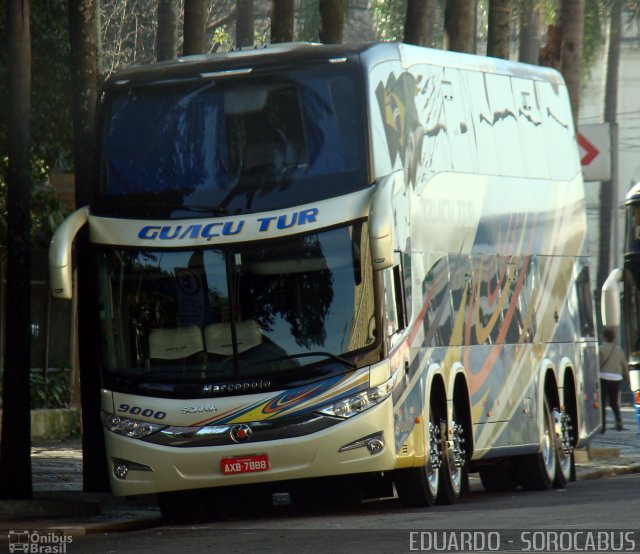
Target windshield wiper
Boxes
[274,351,356,370]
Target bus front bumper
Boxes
[104,402,398,496]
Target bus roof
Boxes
[103,42,371,89]
[103,42,565,91]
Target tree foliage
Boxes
[0,0,72,171]
[371,0,406,41]
[0,158,69,248]
[582,0,607,77]
[370,0,444,48]
[100,0,238,74]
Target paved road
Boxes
[1,406,638,546]
[52,473,640,554]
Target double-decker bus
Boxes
[50,42,600,520]
[602,183,640,427]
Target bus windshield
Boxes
[96,223,376,391]
[97,64,368,218]
[624,258,640,363]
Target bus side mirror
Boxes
[369,175,396,271]
[601,267,623,327]
[49,207,89,299]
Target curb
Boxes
[52,516,164,536]
[577,463,640,480]
[0,516,163,543]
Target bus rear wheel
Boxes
[552,409,574,488]
[517,398,556,491]
[436,408,467,504]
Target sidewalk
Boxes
[0,407,639,540]
[0,438,162,540]
[573,405,640,480]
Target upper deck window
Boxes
[96,63,368,218]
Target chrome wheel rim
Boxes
[542,403,556,479]
[448,420,465,494]
[555,410,574,479]
[426,420,441,496]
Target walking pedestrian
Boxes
[599,327,629,432]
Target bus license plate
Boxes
[221,454,270,475]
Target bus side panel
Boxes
[367,50,599,462]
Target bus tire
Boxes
[395,405,441,507]
[436,404,467,504]
[517,398,556,491]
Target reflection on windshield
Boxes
[98,65,367,216]
[97,224,376,382]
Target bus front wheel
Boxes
[395,405,441,507]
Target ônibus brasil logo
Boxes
[8,530,73,553]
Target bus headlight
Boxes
[318,370,398,419]
[101,411,166,439]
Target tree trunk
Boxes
[271,0,294,43]
[69,0,98,208]
[404,0,434,46]
[183,0,206,55]
[486,0,511,59]
[156,0,177,61]
[559,0,584,125]
[236,0,254,47]
[0,0,33,500]
[69,0,109,492]
[518,0,540,64]
[319,0,344,44]
[444,0,475,53]
[597,0,621,295]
